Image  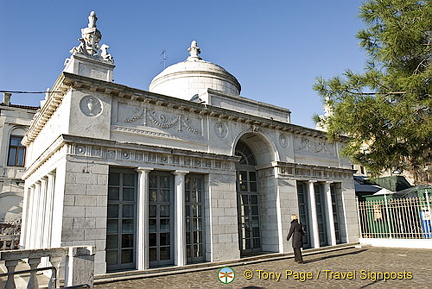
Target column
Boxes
[20,185,31,248]
[173,170,188,266]
[307,181,320,248]
[37,177,48,248]
[29,182,41,249]
[135,167,153,270]
[324,182,337,246]
[43,172,56,248]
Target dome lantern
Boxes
[149,41,241,101]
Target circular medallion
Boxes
[80,96,102,117]
[279,133,288,148]
[214,122,228,138]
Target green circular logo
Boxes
[218,267,235,284]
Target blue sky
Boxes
[0,0,367,129]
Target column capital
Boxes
[47,171,56,177]
[135,167,153,173]
[173,170,189,176]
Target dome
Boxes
[149,41,241,101]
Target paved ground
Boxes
[94,246,432,289]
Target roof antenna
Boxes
[160,50,167,69]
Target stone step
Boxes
[95,242,359,285]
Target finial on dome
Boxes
[187,40,202,60]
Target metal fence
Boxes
[358,197,432,239]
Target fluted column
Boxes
[173,170,188,266]
[307,181,320,248]
[135,167,153,270]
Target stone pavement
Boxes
[94,246,432,289]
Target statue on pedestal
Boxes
[69,11,113,63]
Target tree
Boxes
[314,0,432,184]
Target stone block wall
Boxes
[61,159,109,275]
[341,180,359,243]
[207,172,239,262]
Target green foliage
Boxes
[314,0,432,184]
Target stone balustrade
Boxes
[0,246,95,289]
[0,235,20,250]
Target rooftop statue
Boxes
[187,40,202,60]
[70,11,113,63]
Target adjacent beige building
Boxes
[20,12,359,275]
[0,93,38,225]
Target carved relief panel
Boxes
[294,136,336,157]
[115,102,204,140]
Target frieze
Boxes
[69,144,235,171]
[276,163,352,180]
[294,136,336,156]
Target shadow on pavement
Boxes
[303,248,368,264]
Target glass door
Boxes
[235,140,261,256]
[149,172,174,267]
[331,184,341,244]
[297,181,311,249]
[237,170,261,255]
[314,183,328,246]
[185,174,205,263]
[106,170,137,272]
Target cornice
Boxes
[23,72,347,146]
[22,73,69,146]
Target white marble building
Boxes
[20,12,358,274]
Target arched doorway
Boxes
[235,140,261,255]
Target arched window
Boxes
[235,140,256,166]
[7,128,26,167]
